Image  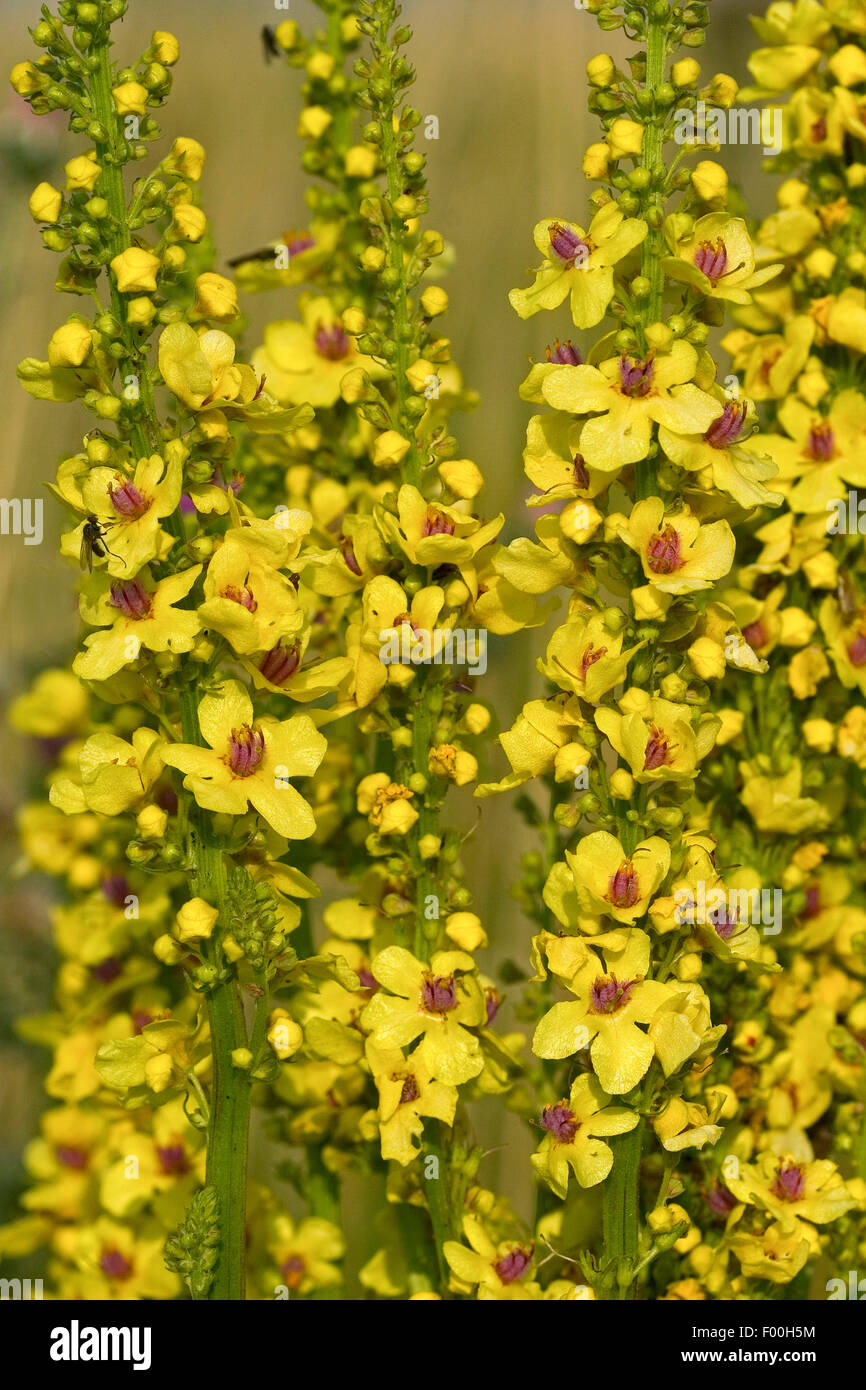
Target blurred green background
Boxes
[0,0,766,1268]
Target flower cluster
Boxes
[3,0,866,1305]
[483,0,866,1298]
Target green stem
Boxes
[90,36,161,457]
[377,6,422,488]
[634,9,669,502]
[639,14,668,333]
[602,1119,644,1298]
[180,688,251,1301]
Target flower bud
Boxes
[29,181,62,223]
[174,897,219,943]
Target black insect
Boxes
[261,25,280,63]
[80,514,123,572]
[227,244,278,268]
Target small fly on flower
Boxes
[261,25,280,63]
[80,514,123,572]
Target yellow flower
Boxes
[20,1106,107,1220]
[71,452,182,577]
[653,1097,722,1151]
[753,388,866,513]
[747,42,820,92]
[820,595,866,695]
[267,1010,303,1060]
[371,429,411,469]
[8,668,88,737]
[73,565,201,680]
[509,204,646,329]
[365,1040,458,1166]
[664,217,780,306]
[197,533,302,655]
[532,928,680,1094]
[722,315,815,402]
[542,341,718,471]
[539,610,645,703]
[193,271,238,321]
[253,295,383,407]
[438,457,483,498]
[361,946,486,1086]
[658,395,782,509]
[837,707,866,767]
[161,679,326,837]
[616,497,735,595]
[444,1216,539,1300]
[298,105,333,139]
[357,776,419,836]
[476,692,586,796]
[380,483,503,570]
[727,1153,857,1229]
[740,758,830,833]
[99,1097,205,1218]
[445,912,487,951]
[727,1223,810,1285]
[50,728,163,817]
[344,143,378,178]
[566,831,671,926]
[532,1074,639,1197]
[10,60,45,96]
[429,743,477,786]
[110,246,161,293]
[54,1217,180,1300]
[597,691,719,783]
[265,1212,344,1296]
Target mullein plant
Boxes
[487,0,865,1298]
[689,0,866,1296]
[2,0,350,1302]
[2,0,553,1303]
[235,1,562,1299]
[6,0,866,1308]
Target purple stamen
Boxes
[693,238,728,283]
[541,1101,578,1143]
[704,401,747,448]
[109,579,152,619]
[227,725,265,776]
[108,478,149,519]
[421,973,457,1014]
